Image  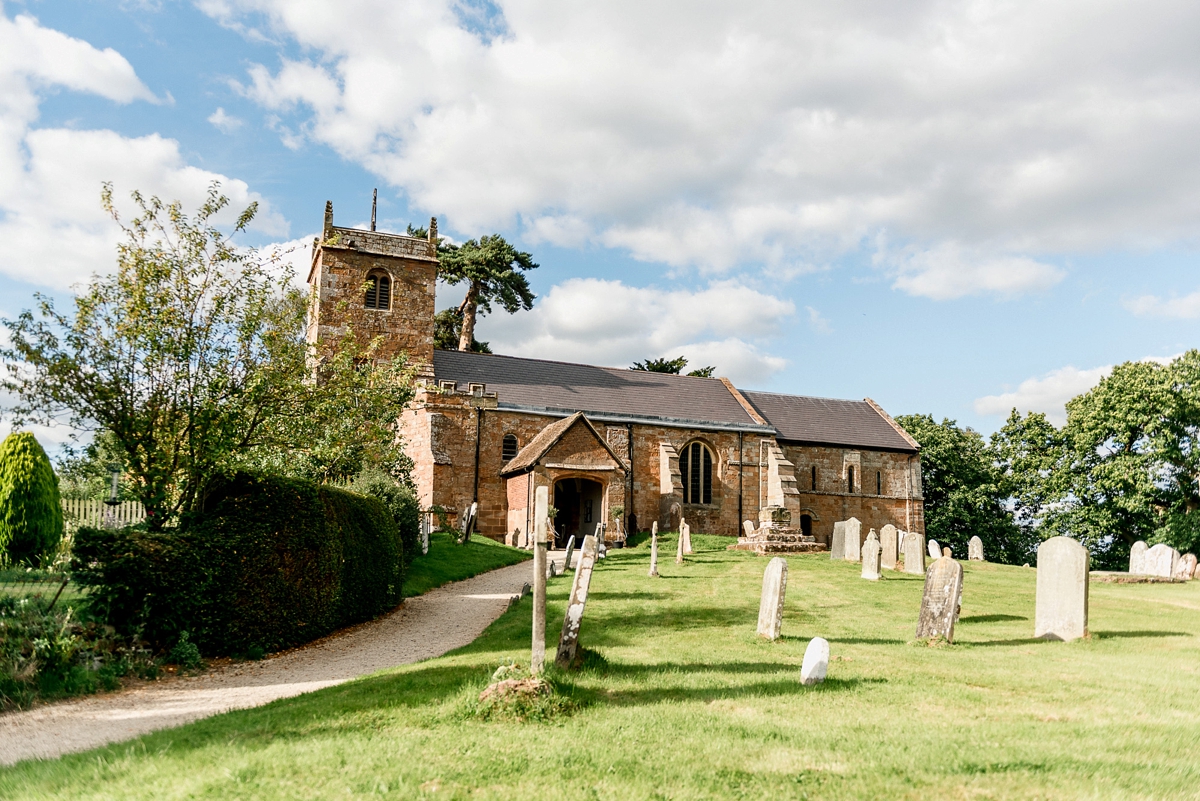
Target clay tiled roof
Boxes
[741,391,918,453]
[433,350,768,430]
[499,412,626,476]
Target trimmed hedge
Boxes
[73,473,403,655]
[350,470,421,568]
[0,432,64,565]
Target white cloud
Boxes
[477,277,794,385]
[212,0,1200,296]
[208,107,243,132]
[805,306,832,335]
[1125,290,1200,319]
[0,10,287,290]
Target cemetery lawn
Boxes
[403,530,531,597]
[4,535,1200,799]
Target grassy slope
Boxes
[3,533,1200,799]
[403,531,531,597]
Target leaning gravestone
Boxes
[862,536,882,581]
[555,534,600,669]
[927,539,940,559]
[800,637,829,686]
[743,520,755,537]
[1034,536,1089,641]
[904,531,926,575]
[1173,553,1196,581]
[756,557,789,641]
[844,517,862,562]
[880,524,898,570]
[968,536,984,561]
[681,520,693,554]
[563,535,576,571]
[830,521,847,560]
[1129,541,1148,574]
[916,556,964,641]
[1145,543,1178,578]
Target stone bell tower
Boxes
[306,201,438,373]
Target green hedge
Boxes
[73,473,403,655]
[349,470,421,569]
[0,431,64,566]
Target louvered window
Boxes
[364,271,391,309]
[679,441,713,505]
[502,434,519,462]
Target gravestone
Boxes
[743,520,755,537]
[668,502,682,532]
[968,536,983,561]
[681,519,693,554]
[916,557,964,641]
[555,535,600,669]
[880,524,898,570]
[904,531,926,575]
[1129,541,1148,574]
[1034,536,1089,641]
[563,535,576,572]
[844,517,862,562]
[1185,552,1199,580]
[1145,543,1178,578]
[420,517,430,555]
[942,547,952,558]
[531,487,549,673]
[1173,552,1196,581]
[800,637,829,686]
[862,537,882,581]
[756,557,788,640]
[649,530,659,578]
[928,539,940,559]
[830,521,847,560]
[675,526,685,565]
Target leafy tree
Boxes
[896,414,1032,564]
[433,308,492,353]
[990,409,1062,545]
[2,185,415,529]
[630,356,716,377]
[437,235,537,352]
[0,432,64,566]
[56,431,132,502]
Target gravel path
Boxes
[0,555,559,767]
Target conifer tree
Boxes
[0,431,64,566]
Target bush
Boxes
[350,469,420,567]
[0,432,64,566]
[73,472,404,656]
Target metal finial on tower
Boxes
[370,188,377,232]
[428,217,437,243]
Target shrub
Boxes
[0,432,64,566]
[73,472,404,655]
[350,469,420,567]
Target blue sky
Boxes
[2,0,1199,448]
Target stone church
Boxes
[307,203,925,548]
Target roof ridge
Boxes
[742,388,872,404]
[434,348,726,381]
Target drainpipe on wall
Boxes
[737,431,744,531]
[626,422,634,534]
[473,407,482,504]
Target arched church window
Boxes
[679,441,713,505]
[502,434,519,462]
[364,271,392,310]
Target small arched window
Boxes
[847,465,856,494]
[679,441,714,504]
[811,465,817,491]
[877,471,882,495]
[502,434,519,462]
[364,271,392,310]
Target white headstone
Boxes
[675,525,685,565]
[880,524,898,570]
[555,535,600,669]
[830,521,847,560]
[1144,543,1178,578]
[743,520,755,536]
[862,537,882,581]
[800,637,829,686]
[844,517,862,562]
[563,535,576,571]
[904,531,926,575]
[648,532,659,577]
[928,539,940,559]
[916,557,964,641]
[1129,541,1148,574]
[1173,552,1195,581]
[1035,536,1089,641]
[968,536,983,561]
[757,557,788,640]
[681,520,693,554]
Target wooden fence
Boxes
[61,499,146,528]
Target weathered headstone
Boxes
[1173,552,1196,581]
[942,546,952,558]
[800,637,829,686]
[880,524,898,570]
[1034,536,1089,641]
[904,531,926,575]
[756,557,788,640]
[743,520,755,536]
[968,536,983,561]
[1185,552,1199,580]
[862,537,882,581]
[420,516,430,555]
[531,487,549,674]
[1145,543,1178,578]
[916,557,964,641]
[927,539,940,559]
[555,534,600,669]
[830,521,847,560]
[675,526,685,565]
[844,517,862,562]
[649,528,659,578]
[563,535,576,571]
[681,519,693,555]
[1129,541,1148,574]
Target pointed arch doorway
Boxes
[553,477,604,548]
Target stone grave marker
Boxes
[880,524,898,570]
[927,539,940,559]
[800,637,829,686]
[916,556,964,641]
[942,546,952,558]
[845,517,862,562]
[531,487,549,673]
[420,516,430,555]
[1034,536,1089,641]
[563,535,577,571]
[756,557,788,640]
[1129,541,1148,574]
[649,525,660,578]
[830,521,847,560]
[862,537,882,581]
[1173,552,1196,581]
[681,519,693,554]
[968,536,983,561]
[675,525,685,565]
[903,531,926,575]
[743,520,755,536]
[555,534,600,669]
[1145,543,1178,578]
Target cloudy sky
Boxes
[2,0,1198,445]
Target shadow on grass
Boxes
[824,637,908,645]
[959,614,1028,623]
[1090,630,1190,640]
[588,591,669,601]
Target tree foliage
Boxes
[2,185,415,529]
[0,432,64,566]
[630,356,716,377]
[433,308,492,353]
[437,234,537,351]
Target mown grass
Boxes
[3,532,1199,799]
[403,530,531,597]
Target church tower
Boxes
[306,201,438,372]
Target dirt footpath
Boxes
[0,555,557,767]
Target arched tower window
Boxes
[364,270,392,310]
[679,441,714,504]
[502,434,519,462]
[811,465,817,490]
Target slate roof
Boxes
[499,412,626,476]
[741,391,918,453]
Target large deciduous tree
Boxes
[436,235,537,351]
[2,185,415,529]
[630,356,716,377]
